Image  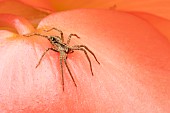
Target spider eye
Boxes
[51,37,56,41]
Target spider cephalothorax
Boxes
[24,28,100,91]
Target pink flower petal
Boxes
[0,14,35,35]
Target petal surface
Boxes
[0,14,35,35]
[131,12,170,41]
[0,0,50,25]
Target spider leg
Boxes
[23,33,48,38]
[76,45,100,64]
[67,34,80,45]
[36,48,58,68]
[71,47,94,76]
[63,55,77,87]
[44,28,64,42]
[59,53,65,91]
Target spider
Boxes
[24,28,100,91]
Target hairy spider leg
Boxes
[60,52,77,91]
[36,48,58,68]
[71,47,94,76]
[63,55,77,87]
[24,33,48,38]
[67,34,80,45]
[59,53,65,91]
[43,28,64,42]
[77,45,100,64]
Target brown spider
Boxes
[24,28,100,91]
